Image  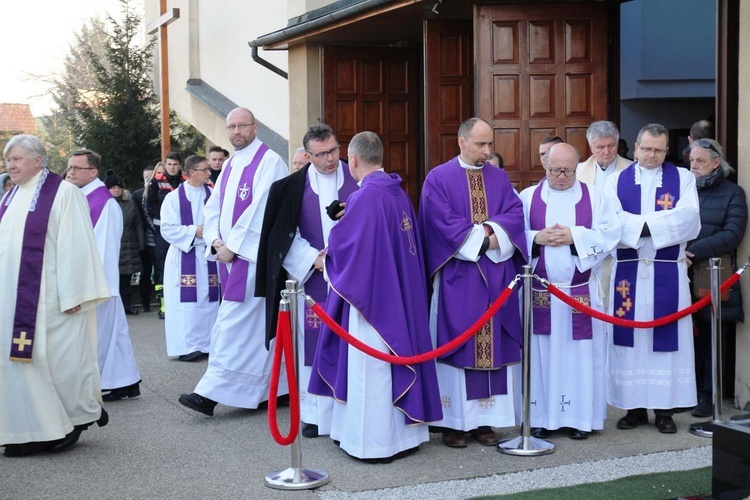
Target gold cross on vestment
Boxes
[615,279,630,298]
[656,193,674,211]
[400,211,417,255]
[13,331,32,352]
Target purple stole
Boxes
[298,166,358,365]
[614,163,680,352]
[178,183,220,302]
[0,171,63,361]
[86,185,113,227]
[529,180,593,340]
[217,143,269,301]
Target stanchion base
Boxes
[689,420,722,438]
[497,435,555,456]
[265,467,330,490]
[730,413,750,423]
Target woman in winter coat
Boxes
[106,172,145,315]
[685,139,747,418]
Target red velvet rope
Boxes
[310,280,518,366]
[267,309,300,446]
[545,270,743,328]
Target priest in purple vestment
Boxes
[419,117,527,448]
[308,131,442,462]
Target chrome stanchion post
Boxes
[499,265,555,456]
[690,257,723,438]
[265,280,330,490]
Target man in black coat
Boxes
[256,124,358,438]
[132,166,155,312]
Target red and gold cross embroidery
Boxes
[656,193,675,210]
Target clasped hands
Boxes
[212,239,237,263]
[534,223,573,247]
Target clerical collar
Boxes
[457,156,483,170]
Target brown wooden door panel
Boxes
[476,4,608,189]
[323,46,419,205]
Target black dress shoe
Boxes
[124,307,140,316]
[178,351,203,362]
[530,427,551,438]
[141,305,151,313]
[178,392,217,416]
[691,400,712,418]
[616,411,648,430]
[102,382,141,401]
[301,423,319,438]
[49,426,85,453]
[3,440,62,457]
[158,311,165,320]
[97,408,109,427]
[258,394,290,409]
[569,428,590,440]
[654,415,677,434]
[361,446,419,464]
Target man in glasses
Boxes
[419,117,527,448]
[179,107,289,417]
[159,155,219,362]
[256,123,358,438]
[519,143,621,440]
[605,123,701,434]
[67,150,142,402]
[538,135,563,168]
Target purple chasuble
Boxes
[529,180,593,340]
[614,162,681,352]
[0,170,63,361]
[308,171,442,425]
[217,143,269,301]
[178,183,219,302]
[298,166,358,365]
[419,158,527,400]
[86,185,113,227]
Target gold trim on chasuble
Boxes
[467,169,493,369]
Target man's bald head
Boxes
[225,107,258,151]
[544,143,579,191]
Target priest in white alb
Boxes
[178,107,289,416]
[160,155,220,361]
[67,150,142,401]
[1,135,110,457]
[519,142,621,440]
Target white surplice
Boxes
[160,184,219,357]
[0,173,109,445]
[519,180,621,432]
[195,138,289,408]
[604,164,701,410]
[81,178,141,390]
[281,164,347,434]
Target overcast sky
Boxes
[1,0,131,116]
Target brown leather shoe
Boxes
[470,426,499,446]
[442,430,468,448]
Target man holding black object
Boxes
[256,123,358,438]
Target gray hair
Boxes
[348,131,383,166]
[636,123,668,145]
[586,121,620,144]
[3,134,48,168]
[689,138,734,175]
[295,147,306,154]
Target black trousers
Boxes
[139,247,154,308]
[119,274,133,311]
[153,230,169,287]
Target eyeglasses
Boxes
[193,167,211,172]
[547,167,576,177]
[68,166,96,172]
[307,145,340,160]
[637,146,667,156]
[225,122,256,132]
[695,139,721,156]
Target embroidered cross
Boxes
[400,211,417,255]
[572,295,590,313]
[305,307,322,330]
[656,193,674,211]
[441,395,452,408]
[560,395,571,412]
[208,275,220,287]
[238,182,250,201]
[616,279,630,298]
[530,400,537,406]
[181,274,197,287]
[478,397,496,409]
[13,331,32,352]
[588,245,603,260]
[533,290,551,308]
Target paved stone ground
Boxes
[1,311,736,499]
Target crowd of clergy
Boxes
[3,107,744,462]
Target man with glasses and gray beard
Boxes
[179,107,289,417]
[605,123,701,434]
